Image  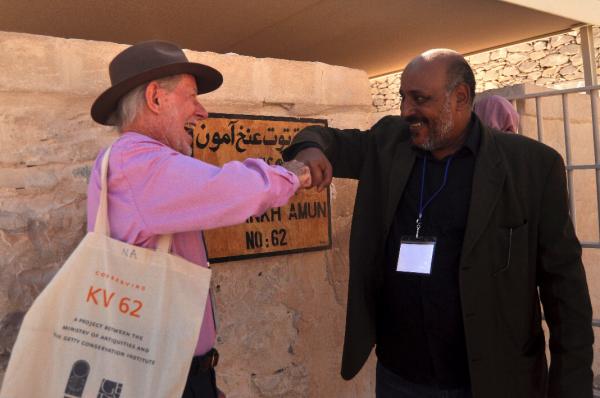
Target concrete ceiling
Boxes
[0,0,591,77]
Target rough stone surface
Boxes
[539,53,570,68]
[507,52,528,64]
[490,49,507,61]
[0,30,375,397]
[506,42,533,53]
[370,26,600,113]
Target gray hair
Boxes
[110,74,183,129]
[445,58,476,107]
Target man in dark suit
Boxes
[282,49,593,398]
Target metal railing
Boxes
[505,85,600,334]
[506,84,600,249]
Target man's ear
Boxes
[453,83,471,111]
[145,81,161,114]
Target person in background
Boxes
[473,94,519,133]
[87,40,311,398]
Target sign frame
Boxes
[195,113,332,263]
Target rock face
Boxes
[0,31,375,397]
[371,26,600,113]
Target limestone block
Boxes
[507,53,528,64]
[467,52,489,65]
[501,66,519,76]
[497,74,514,83]
[559,44,581,56]
[56,39,124,97]
[517,60,538,73]
[0,32,62,93]
[319,64,371,108]
[490,49,507,61]
[550,34,574,48]
[529,51,547,61]
[259,58,322,106]
[187,51,262,105]
[571,54,583,67]
[483,61,505,70]
[559,65,578,76]
[483,68,500,81]
[533,41,548,51]
[0,32,121,97]
[526,71,542,81]
[542,66,559,78]
[539,53,570,68]
[0,92,117,166]
[506,42,533,53]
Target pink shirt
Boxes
[87,132,300,355]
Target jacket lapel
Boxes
[461,127,506,259]
[384,141,416,234]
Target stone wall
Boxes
[371,26,600,113]
[0,31,375,397]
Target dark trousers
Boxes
[376,362,472,398]
[181,365,218,398]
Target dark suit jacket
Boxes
[284,115,594,398]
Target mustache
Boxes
[403,116,427,125]
[184,122,196,137]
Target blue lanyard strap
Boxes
[416,156,453,238]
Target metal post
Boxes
[562,94,576,228]
[580,25,598,87]
[591,88,600,240]
[535,97,544,142]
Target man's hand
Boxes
[282,160,312,189]
[293,147,332,192]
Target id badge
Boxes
[396,236,436,274]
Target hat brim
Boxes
[91,62,223,125]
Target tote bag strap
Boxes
[93,145,173,253]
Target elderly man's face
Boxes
[156,74,208,156]
[400,61,458,152]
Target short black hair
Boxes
[446,58,476,105]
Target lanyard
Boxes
[416,156,453,238]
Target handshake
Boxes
[281,147,332,192]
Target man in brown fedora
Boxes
[87,40,311,398]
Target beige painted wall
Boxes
[0,31,375,397]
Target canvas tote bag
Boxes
[1,146,212,398]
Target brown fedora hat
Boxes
[91,40,223,125]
